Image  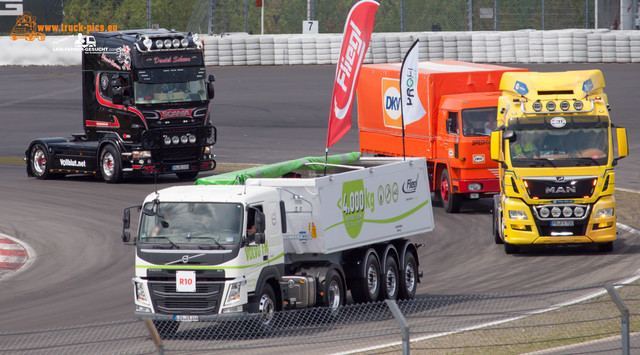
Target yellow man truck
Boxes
[490,70,628,254]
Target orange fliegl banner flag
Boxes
[326,0,379,148]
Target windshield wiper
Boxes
[573,157,600,166]
[145,236,180,249]
[518,158,556,167]
[186,234,225,249]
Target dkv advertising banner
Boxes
[326,0,379,148]
[400,40,426,126]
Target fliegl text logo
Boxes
[338,179,375,239]
[382,78,402,129]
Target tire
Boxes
[176,171,198,180]
[351,250,381,303]
[381,255,399,300]
[597,242,613,253]
[30,143,53,179]
[255,283,277,327]
[153,320,179,339]
[440,169,461,213]
[504,242,519,254]
[99,145,122,183]
[322,269,345,312]
[399,251,418,300]
[493,195,503,244]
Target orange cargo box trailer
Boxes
[357,60,528,212]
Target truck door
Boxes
[91,72,132,134]
[439,111,459,161]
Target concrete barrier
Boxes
[3,29,640,66]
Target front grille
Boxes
[524,177,597,199]
[148,280,223,315]
[159,146,201,162]
[537,220,589,237]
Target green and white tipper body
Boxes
[122,155,434,331]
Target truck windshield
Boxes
[462,107,497,137]
[134,67,207,104]
[139,202,243,247]
[509,127,608,167]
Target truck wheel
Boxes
[440,170,461,213]
[351,250,381,303]
[30,143,53,179]
[381,255,399,300]
[152,320,179,339]
[399,251,418,300]
[323,269,345,312]
[504,242,519,254]
[176,171,199,180]
[256,283,277,326]
[493,196,503,244]
[99,145,122,183]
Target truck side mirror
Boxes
[122,208,131,243]
[111,80,124,105]
[207,81,215,100]
[254,211,266,244]
[490,131,501,162]
[615,127,628,159]
[446,118,456,134]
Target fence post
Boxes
[605,283,630,355]
[385,299,410,355]
[142,318,165,355]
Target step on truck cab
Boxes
[491,70,628,254]
[121,155,434,337]
[25,29,217,183]
[357,60,528,212]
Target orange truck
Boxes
[357,60,528,212]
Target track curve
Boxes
[1,64,639,332]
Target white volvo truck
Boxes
[121,156,434,335]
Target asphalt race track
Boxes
[0,63,639,333]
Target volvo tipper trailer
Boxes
[490,70,628,254]
[25,29,217,183]
[121,156,434,336]
[357,60,528,213]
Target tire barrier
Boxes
[201,29,640,66]
[3,29,640,66]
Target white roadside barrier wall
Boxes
[2,29,640,66]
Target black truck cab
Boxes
[26,29,217,183]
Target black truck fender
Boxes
[25,137,67,177]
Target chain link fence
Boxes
[1,282,639,354]
[52,0,631,35]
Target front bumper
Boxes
[502,196,616,245]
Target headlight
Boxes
[155,39,164,49]
[532,101,542,112]
[539,207,550,218]
[132,151,151,159]
[562,206,573,217]
[164,135,172,145]
[181,135,188,144]
[172,38,180,48]
[188,134,197,144]
[135,281,149,304]
[181,38,189,47]
[508,210,528,220]
[204,145,213,154]
[560,101,570,111]
[172,136,180,145]
[164,39,172,48]
[574,206,585,217]
[546,101,556,111]
[551,207,562,218]
[573,100,584,110]
[596,208,614,218]
[468,183,482,191]
[225,281,244,306]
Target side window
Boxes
[99,72,131,102]
[446,111,459,135]
[247,205,264,236]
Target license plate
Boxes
[172,164,190,171]
[174,315,199,322]
[551,220,574,227]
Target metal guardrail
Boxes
[1,282,639,354]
